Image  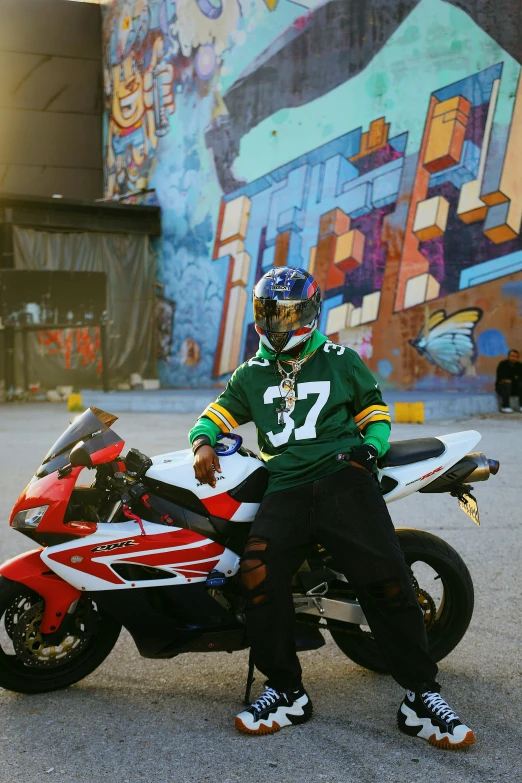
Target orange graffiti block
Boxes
[274,231,291,267]
[413,196,450,241]
[333,229,365,273]
[319,208,351,238]
[423,96,471,174]
[483,219,518,244]
[457,180,488,224]
[315,235,345,291]
[481,190,509,207]
[350,117,390,162]
[315,208,351,290]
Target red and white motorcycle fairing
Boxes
[42,522,239,591]
[40,431,483,594]
[146,447,263,521]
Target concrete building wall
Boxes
[102,0,522,391]
[0,0,102,200]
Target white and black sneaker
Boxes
[235,683,312,735]
[398,690,476,750]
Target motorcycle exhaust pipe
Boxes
[487,458,500,476]
[465,452,500,482]
[420,452,499,493]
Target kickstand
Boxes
[244,650,255,706]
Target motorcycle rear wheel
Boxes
[0,576,121,694]
[328,528,474,673]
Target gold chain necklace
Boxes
[275,349,318,425]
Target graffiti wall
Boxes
[102,0,522,389]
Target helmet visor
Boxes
[253,295,319,333]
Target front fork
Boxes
[0,549,81,634]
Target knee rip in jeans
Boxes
[366,578,409,612]
[240,537,271,607]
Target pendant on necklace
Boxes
[279,381,296,410]
[276,358,303,425]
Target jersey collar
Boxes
[256,331,328,362]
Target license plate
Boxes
[458,492,480,526]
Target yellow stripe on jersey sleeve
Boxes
[354,404,391,430]
[204,408,231,432]
[358,413,392,427]
[210,402,239,429]
[354,404,390,423]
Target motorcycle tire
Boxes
[0,576,121,694]
[328,528,474,674]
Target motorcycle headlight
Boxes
[11,505,49,530]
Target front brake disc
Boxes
[4,594,35,640]
[12,601,89,668]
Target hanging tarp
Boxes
[12,227,156,388]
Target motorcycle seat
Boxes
[379,437,445,467]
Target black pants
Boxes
[496,380,522,408]
[241,466,439,694]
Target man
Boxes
[496,349,522,413]
[189,267,475,749]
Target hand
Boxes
[348,460,368,471]
[347,444,378,472]
[193,445,221,488]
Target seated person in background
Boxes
[496,349,522,413]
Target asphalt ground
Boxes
[0,404,520,783]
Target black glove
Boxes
[192,435,212,455]
[336,444,378,471]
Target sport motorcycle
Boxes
[0,407,499,697]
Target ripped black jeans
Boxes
[240,466,439,694]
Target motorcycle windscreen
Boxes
[35,408,122,477]
[42,407,118,464]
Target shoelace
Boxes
[251,686,280,711]
[422,691,460,722]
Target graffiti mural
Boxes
[38,327,103,376]
[409,309,482,376]
[102,0,522,389]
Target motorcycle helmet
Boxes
[253,266,322,353]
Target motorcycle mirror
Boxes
[70,441,94,469]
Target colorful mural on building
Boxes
[102,0,522,389]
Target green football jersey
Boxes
[190,332,391,494]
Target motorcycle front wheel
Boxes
[0,576,121,694]
[328,528,474,673]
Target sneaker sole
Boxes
[398,704,476,750]
[235,696,313,736]
[428,730,476,750]
[235,716,282,735]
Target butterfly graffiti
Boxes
[409,308,483,376]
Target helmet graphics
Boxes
[253,267,322,353]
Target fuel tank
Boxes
[144,448,268,522]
